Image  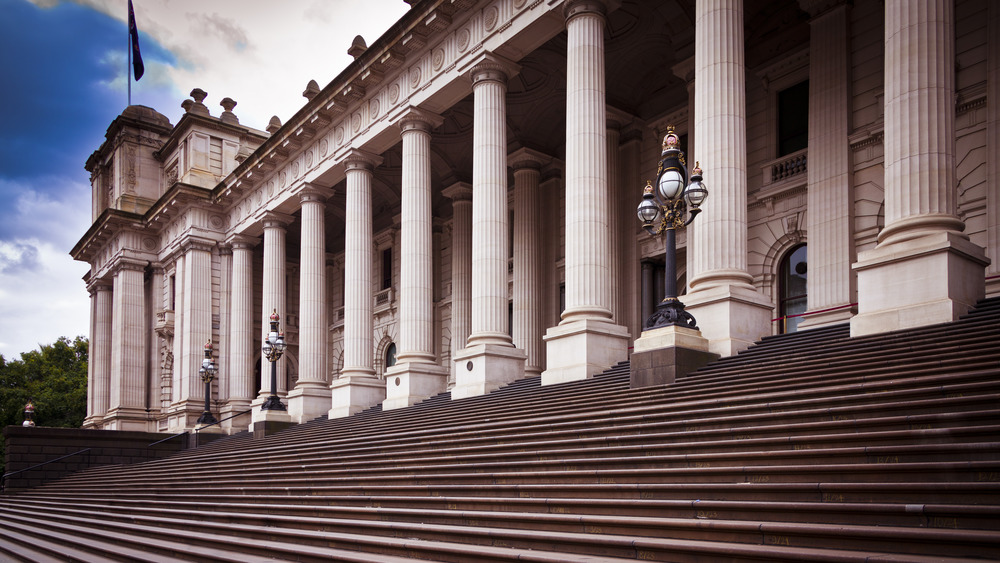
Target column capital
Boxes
[563,0,615,22]
[87,279,113,294]
[508,147,551,171]
[112,257,147,274]
[261,211,294,230]
[343,148,384,172]
[179,235,217,254]
[442,181,473,202]
[226,233,260,250]
[605,106,634,131]
[390,106,445,133]
[298,184,332,204]
[467,52,521,87]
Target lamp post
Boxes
[636,126,708,330]
[261,309,287,411]
[22,402,35,427]
[196,340,218,426]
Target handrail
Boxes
[192,408,252,434]
[1,448,92,492]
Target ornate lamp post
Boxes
[261,309,287,411]
[22,402,35,427]
[196,340,218,426]
[636,126,708,330]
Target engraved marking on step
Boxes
[910,423,932,430]
[749,475,770,483]
[977,472,1000,482]
[765,535,791,546]
[931,517,958,528]
[599,477,617,484]
[696,510,718,519]
[734,434,752,440]
[823,492,846,502]
[875,455,900,464]
[637,551,657,560]
[694,462,711,468]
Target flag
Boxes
[128,0,144,81]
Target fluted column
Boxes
[105,259,147,430]
[541,0,629,385]
[329,150,386,418]
[443,182,473,380]
[225,236,256,430]
[452,54,526,400]
[511,149,548,375]
[178,241,213,428]
[799,1,855,329]
[619,130,643,338]
[383,108,449,410]
[605,115,623,323]
[851,0,988,335]
[85,282,112,427]
[289,188,332,423]
[251,212,293,429]
[683,0,772,356]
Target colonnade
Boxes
[84,0,988,431]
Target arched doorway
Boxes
[778,244,807,333]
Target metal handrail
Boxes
[1,448,92,492]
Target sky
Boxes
[0,0,410,360]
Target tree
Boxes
[0,336,89,475]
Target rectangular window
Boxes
[169,275,176,310]
[778,80,809,156]
[382,248,392,290]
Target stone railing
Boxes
[761,148,808,187]
[374,287,395,313]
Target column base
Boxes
[630,325,718,388]
[82,415,104,429]
[541,319,629,386]
[384,362,450,410]
[219,401,252,434]
[797,305,856,331]
[682,283,774,357]
[329,374,386,419]
[287,382,333,424]
[452,344,527,400]
[101,407,150,432]
[851,231,989,337]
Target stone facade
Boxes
[73,0,997,434]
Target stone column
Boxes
[253,213,293,426]
[443,182,473,382]
[511,149,549,376]
[542,0,629,385]
[384,108,449,410]
[683,0,772,357]
[640,260,655,325]
[170,255,185,410]
[330,150,386,418]
[288,188,333,423]
[85,282,112,427]
[224,235,256,431]
[988,1,1000,297]
[851,0,988,336]
[179,241,213,429]
[105,259,147,430]
[452,54,526,400]
[797,0,856,329]
[605,113,623,324]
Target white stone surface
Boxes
[541,319,629,386]
[383,361,449,410]
[680,284,774,357]
[511,148,547,376]
[85,283,112,428]
[105,260,147,430]
[633,325,710,354]
[329,375,386,419]
[443,183,473,365]
[452,344,527,401]
[289,188,331,423]
[261,213,290,397]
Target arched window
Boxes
[385,343,397,369]
[779,244,808,333]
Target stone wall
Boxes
[1,426,218,491]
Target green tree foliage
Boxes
[1,336,89,475]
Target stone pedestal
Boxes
[681,285,773,357]
[251,407,293,438]
[851,232,988,336]
[630,326,717,388]
[329,375,386,419]
[452,344,527,400]
[287,383,332,424]
[219,400,251,434]
[384,362,449,410]
[541,320,629,386]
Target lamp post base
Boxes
[260,395,287,411]
[644,298,698,330]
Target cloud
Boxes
[0,242,41,274]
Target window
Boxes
[385,343,397,369]
[381,248,392,290]
[778,244,808,333]
[777,80,808,156]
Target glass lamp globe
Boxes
[658,169,684,200]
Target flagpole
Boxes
[127,0,132,107]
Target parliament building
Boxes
[72,0,998,435]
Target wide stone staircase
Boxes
[1,299,999,562]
